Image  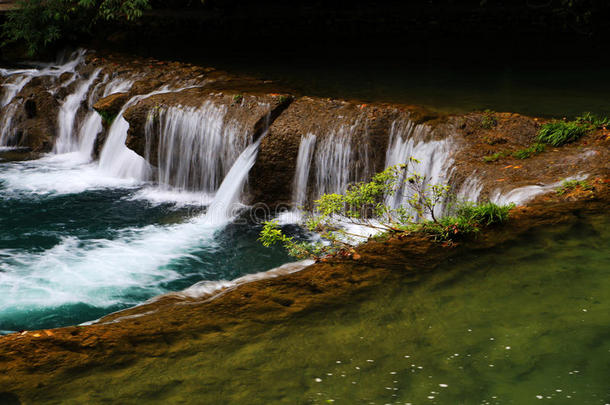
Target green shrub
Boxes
[513,143,545,159]
[259,164,514,258]
[232,94,244,104]
[537,121,588,146]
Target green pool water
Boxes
[34,213,609,404]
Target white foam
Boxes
[175,260,314,300]
[0,217,224,314]
[0,153,142,197]
[490,174,588,206]
[130,186,214,207]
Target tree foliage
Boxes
[2,0,151,55]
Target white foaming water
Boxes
[0,221,221,314]
[175,260,314,300]
[384,119,454,217]
[490,175,588,206]
[292,133,317,209]
[0,153,141,197]
[147,102,249,192]
[0,140,264,319]
[54,68,102,154]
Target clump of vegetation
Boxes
[481,110,498,129]
[278,95,291,104]
[260,163,514,259]
[537,121,588,146]
[556,179,593,195]
[513,143,545,159]
[97,109,117,125]
[482,136,507,145]
[482,151,509,162]
[575,112,610,129]
[2,0,150,55]
[232,94,244,104]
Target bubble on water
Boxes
[536,395,543,399]
[367,359,374,362]
[315,378,322,382]
[439,384,448,388]
[427,396,435,399]
[336,360,341,363]
[505,346,511,350]
[390,371,397,374]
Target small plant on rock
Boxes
[481,110,498,129]
[260,162,514,259]
[537,121,588,146]
[556,179,593,195]
[513,143,545,159]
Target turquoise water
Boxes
[0,153,292,332]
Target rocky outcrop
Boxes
[10,78,60,151]
[121,88,292,168]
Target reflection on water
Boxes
[34,214,610,404]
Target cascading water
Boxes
[383,119,454,217]
[0,49,88,148]
[291,133,317,209]
[98,89,178,180]
[203,140,262,225]
[145,102,250,193]
[314,121,365,198]
[53,68,102,154]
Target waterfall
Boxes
[291,133,317,209]
[0,74,35,108]
[457,174,483,203]
[0,49,88,148]
[314,122,363,198]
[98,88,178,180]
[146,102,249,192]
[0,103,19,146]
[383,119,454,217]
[203,140,262,225]
[53,68,102,154]
[102,78,134,98]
